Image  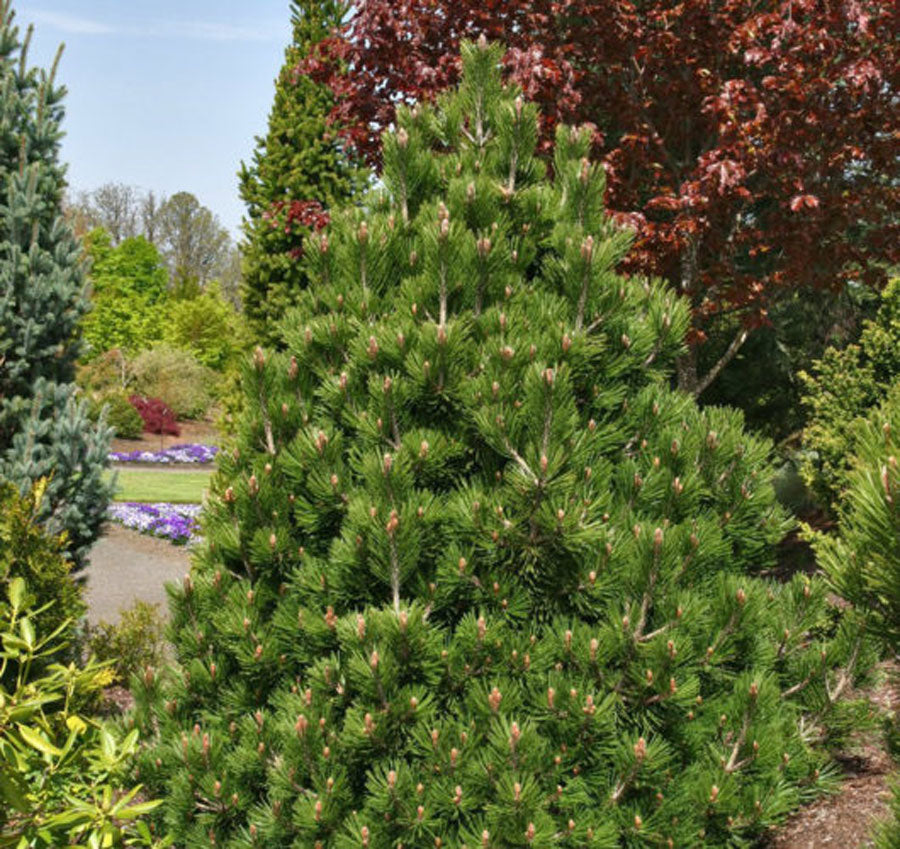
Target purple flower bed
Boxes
[109,443,218,465]
[108,502,203,545]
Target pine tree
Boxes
[239,0,363,344]
[0,2,113,568]
[135,42,863,848]
[811,388,900,848]
[812,389,900,647]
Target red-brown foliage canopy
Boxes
[304,0,898,339]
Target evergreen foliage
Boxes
[0,1,113,568]
[239,0,363,344]
[810,381,900,849]
[135,43,861,848]
[800,278,900,509]
[811,388,900,653]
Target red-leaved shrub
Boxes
[128,395,180,436]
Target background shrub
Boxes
[87,601,167,683]
[129,395,180,436]
[131,344,215,419]
[76,347,132,397]
[800,278,900,508]
[90,391,144,439]
[164,283,248,372]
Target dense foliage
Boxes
[157,191,232,296]
[239,0,364,344]
[130,345,215,420]
[163,282,248,372]
[81,229,169,358]
[303,0,898,394]
[800,278,900,508]
[698,286,873,442]
[95,392,145,439]
[88,601,167,684]
[809,376,900,849]
[133,44,863,848]
[77,226,246,424]
[811,389,900,650]
[0,1,113,568]
[0,479,82,656]
[0,484,165,847]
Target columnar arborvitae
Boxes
[0,1,112,568]
[135,42,861,848]
[239,0,363,344]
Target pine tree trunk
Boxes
[676,346,699,394]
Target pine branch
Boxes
[258,384,276,456]
[575,264,590,333]
[388,533,401,614]
[823,632,862,705]
[503,439,538,484]
[724,708,755,773]
[694,328,750,397]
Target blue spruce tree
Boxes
[0,1,112,568]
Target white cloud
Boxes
[27,8,281,43]
[28,10,115,35]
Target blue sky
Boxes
[17,1,295,236]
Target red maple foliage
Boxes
[303,0,898,390]
[264,199,331,260]
[128,396,180,437]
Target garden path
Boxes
[83,523,191,625]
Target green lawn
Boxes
[108,469,211,503]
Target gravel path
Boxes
[83,524,192,624]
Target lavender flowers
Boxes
[108,502,203,545]
[109,443,218,465]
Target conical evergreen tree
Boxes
[239,0,363,344]
[0,1,112,568]
[135,42,864,848]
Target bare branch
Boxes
[694,328,750,397]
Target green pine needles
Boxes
[135,41,863,848]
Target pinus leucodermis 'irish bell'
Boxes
[134,41,866,848]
